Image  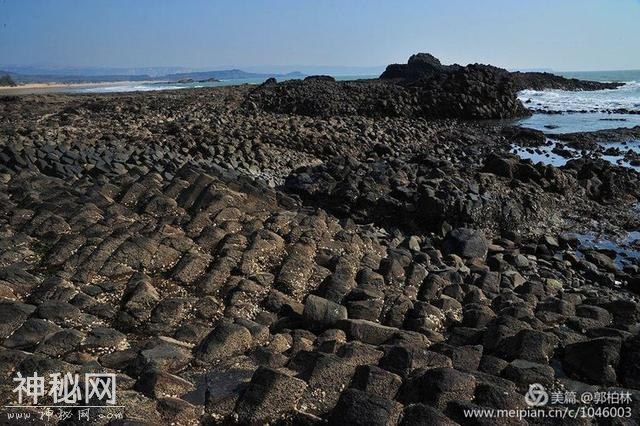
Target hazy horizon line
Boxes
[2,63,640,75]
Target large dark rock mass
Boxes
[246,53,620,120]
[510,71,623,91]
[380,52,447,80]
[246,53,531,119]
[382,53,622,92]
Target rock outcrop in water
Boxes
[382,53,622,92]
[550,125,640,148]
[246,53,531,119]
[510,71,623,91]
[246,53,621,122]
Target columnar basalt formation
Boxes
[1,64,639,424]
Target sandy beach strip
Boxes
[0,81,155,95]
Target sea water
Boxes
[516,70,640,133]
[512,71,640,263]
[513,70,640,171]
[69,75,377,94]
[69,78,280,93]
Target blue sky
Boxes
[0,0,639,71]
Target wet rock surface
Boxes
[1,65,640,424]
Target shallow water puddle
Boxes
[576,231,640,267]
[516,112,640,134]
[511,139,640,172]
[510,140,571,167]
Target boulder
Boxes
[442,228,488,259]
[338,319,399,345]
[499,329,559,364]
[328,388,402,426]
[196,320,253,362]
[562,337,621,385]
[234,367,307,423]
[379,345,452,377]
[502,359,555,389]
[3,318,61,349]
[399,367,476,410]
[134,369,195,398]
[303,294,348,331]
[136,343,193,374]
[400,403,458,426]
[620,333,640,389]
[350,365,402,399]
[299,352,358,416]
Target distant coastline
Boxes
[2,66,638,96]
[0,80,158,95]
[0,67,309,95]
[0,75,380,95]
[0,67,305,85]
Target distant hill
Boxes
[0,68,305,84]
[163,69,304,81]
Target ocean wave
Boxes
[518,81,640,113]
[76,84,186,94]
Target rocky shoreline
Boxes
[247,54,532,120]
[509,71,623,92]
[1,55,640,424]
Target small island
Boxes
[175,77,221,83]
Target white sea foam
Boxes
[518,82,640,112]
[71,78,269,94]
[75,84,185,93]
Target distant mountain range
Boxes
[162,69,304,81]
[0,66,305,84]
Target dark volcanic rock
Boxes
[1,76,639,424]
[381,53,444,80]
[562,337,621,385]
[399,367,477,410]
[510,71,623,91]
[196,320,253,362]
[303,294,348,331]
[442,228,488,259]
[235,366,307,423]
[620,333,640,389]
[329,388,402,426]
[501,126,546,147]
[350,364,403,399]
[247,53,530,119]
[383,53,621,92]
[400,403,458,426]
[551,126,640,147]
